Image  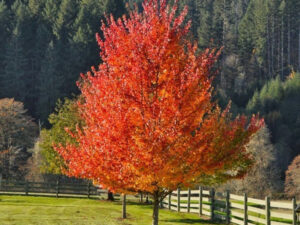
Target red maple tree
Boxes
[55,1,263,224]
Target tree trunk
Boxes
[107,191,114,201]
[152,192,160,225]
[122,194,126,219]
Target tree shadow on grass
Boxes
[161,218,217,224]
[114,201,152,207]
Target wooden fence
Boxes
[0,179,107,198]
[162,187,298,225]
[1,180,298,225]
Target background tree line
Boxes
[0,0,125,123]
[0,0,300,197]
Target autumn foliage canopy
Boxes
[56,0,263,196]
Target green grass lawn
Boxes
[0,195,222,225]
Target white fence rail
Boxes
[162,187,298,225]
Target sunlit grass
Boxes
[0,195,225,225]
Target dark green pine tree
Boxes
[222,0,253,96]
[10,0,34,53]
[1,1,33,102]
[11,0,40,115]
[0,1,11,89]
[211,0,225,48]
[237,0,299,82]
[61,42,82,97]
[67,0,128,97]
[42,0,59,25]
[3,0,15,7]
[53,0,79,41]
[70,25,93,73]
[1,28,27,101]
[38,41,64,123]
[283,0,300,72]
[72,0,105,71]
[197,0,214,49]
[102,0,126,18]
[28,23,53,118]
[0,0,10,47]
[28,0,45,17]
[238,0,270,85]
[77,0,103,31]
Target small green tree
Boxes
[40,98,81,175]
[40,97,116,200]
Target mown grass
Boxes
[0,195,224,225]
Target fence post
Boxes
[199,186,203,216]
[244,193,248,225]
[211,188,215,221]
[226,190,230,224]
[122,194,126,219]
[87,182,91,198]
[292,198,297,225]
[177,188,181,212]
[56,179,60,198]
[265,196,270,225]
[187,188,191,213]
[168,193,171,210]
[25,181,29,196]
